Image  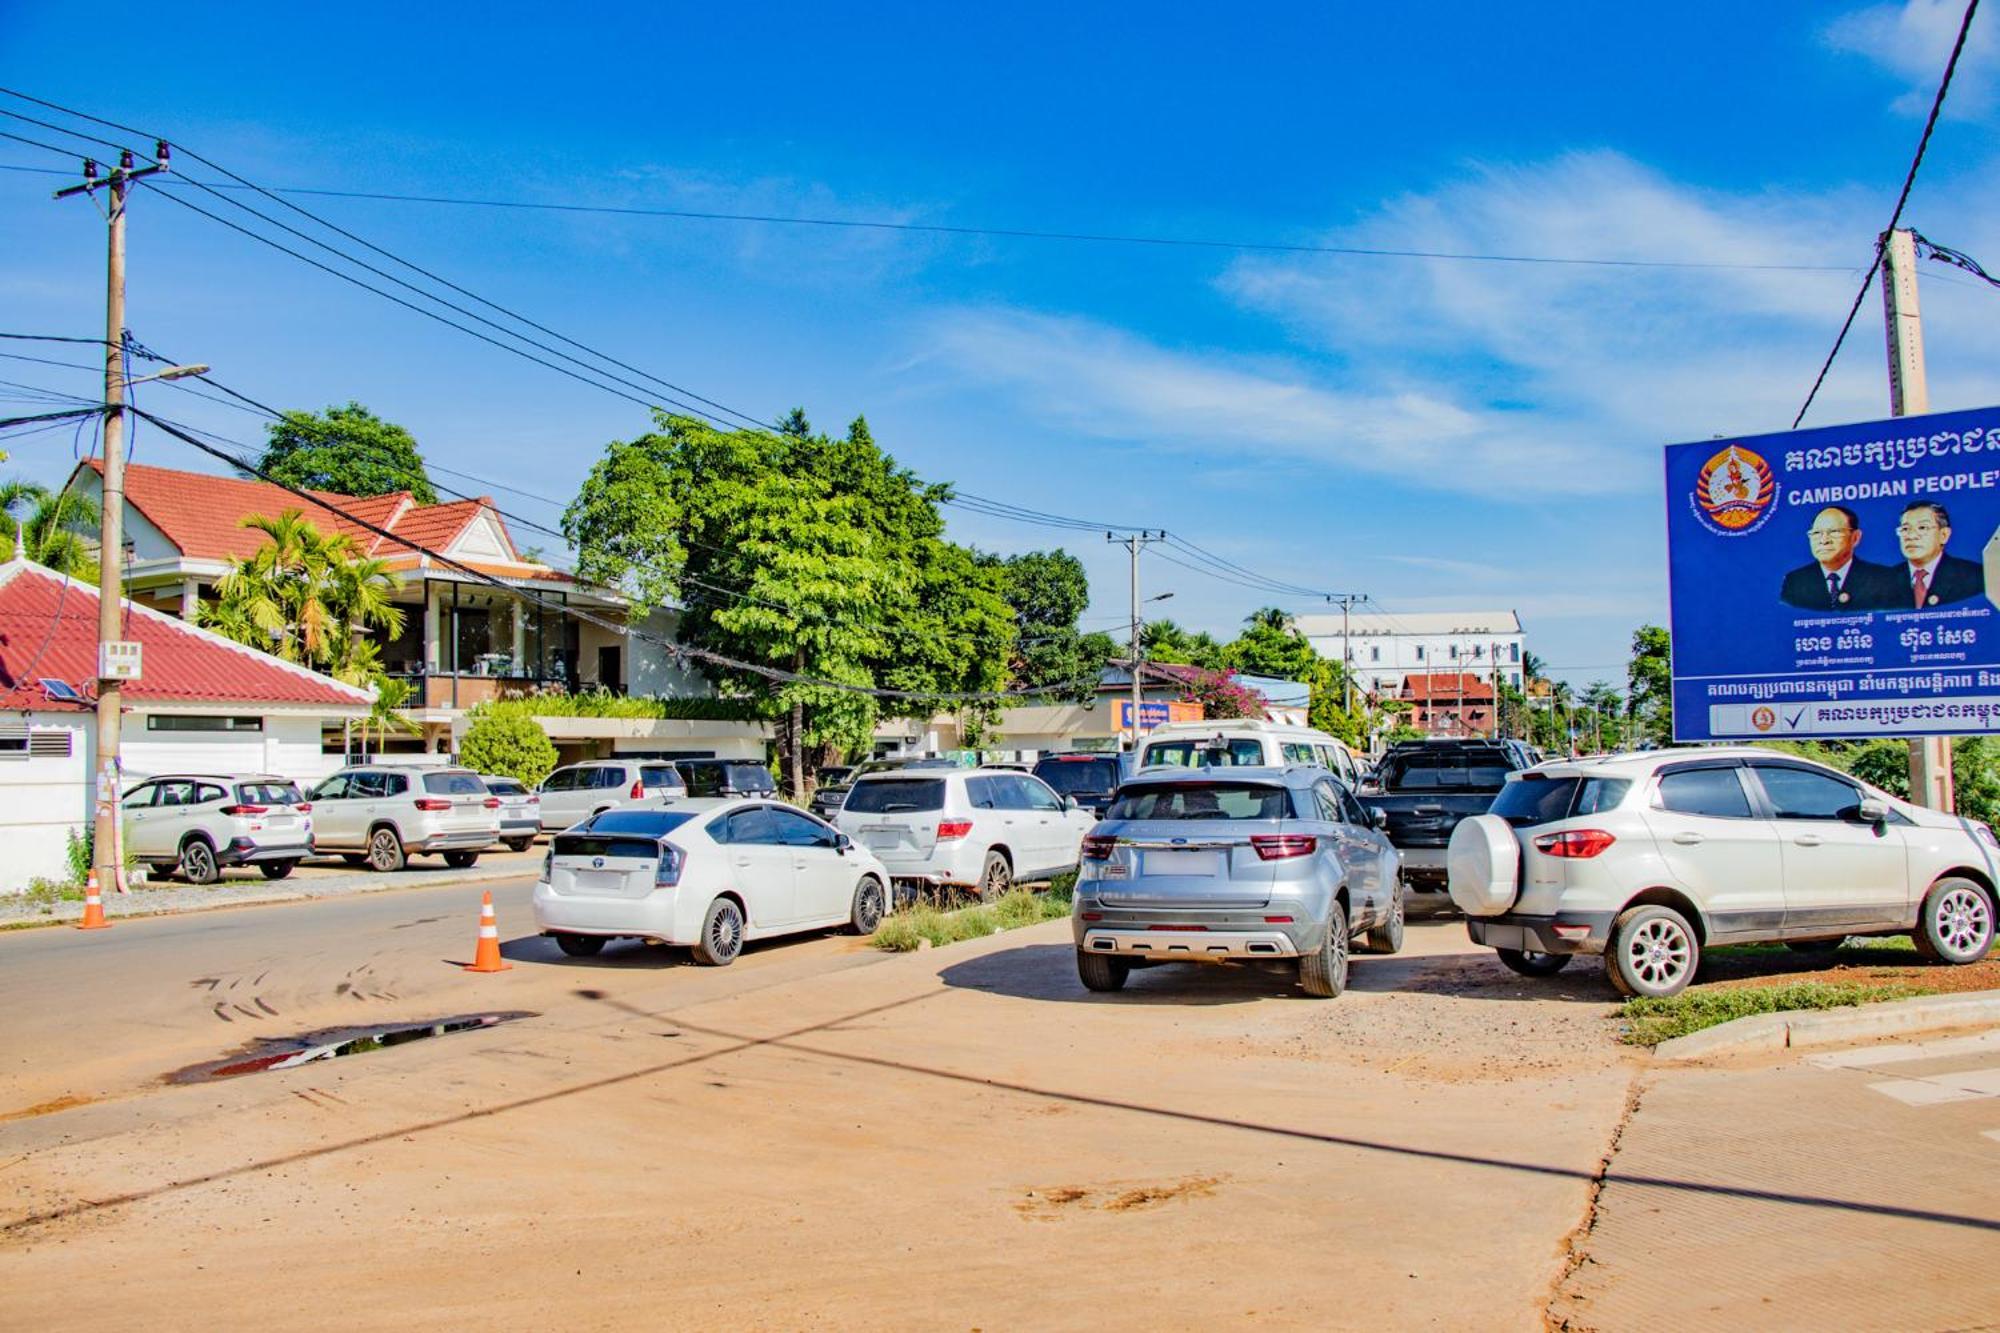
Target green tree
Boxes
[197,510,406,684]
[1000,550,1114,703]
[257,402,438,503]
[1627,625,1673,744]
[460,708,559,785]
[0,478,101,578]
[1306,657,1367,747]
[1142,619,1225,669]
[1222,607,1317,681]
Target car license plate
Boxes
[1144,850,1220,877]
[1100,863,1129,879]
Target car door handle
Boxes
[1794,834,1824,847]
[1673,832,1705,845]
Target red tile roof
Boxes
[1401,672,1496,702]
[81,461,502,564]
[0,559,373,713]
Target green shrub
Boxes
[471,691,760,723]
[459,711,560,786]
[1620,979,1933,1046]
[869,885,1073,951]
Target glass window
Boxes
[121,782,157,810]
[1030,756,1121,796]
[587,810,695,835]
[639,765,684,791]
[351,773,389,799]
[966,776,1002,810]
[843,779,946,814]
[1337,785,1370,827]
[591,767,626,790]
[1107,783,1290,821]
[552,834,661,860]
[422,771,486,796]
[1752,766,1862,821]
[384,773,409,796]
[195,784,229,805]
[1575,779,1631,816]
[145,715,263,732]
[768,808,836,848]
[1378,748,1512,791]
[724,764,776,795]
[721,806,780,845]
[1139,738,1266,769]
[1312,781,1342,824]
[1491,776,1579,827]
[484,778,524,797]
[311,774,350,801]
[154,779,200,807]
[1014,776,1063,812]
[539,769,572,793]
[1655,768,1754,819]
[1282,742,1317,767]
[237,782,304,806]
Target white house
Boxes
[0,555,372,892]
[1294,609,1526,700]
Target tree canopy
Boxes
[196,510,405,685]
[1627,624,1673,744]
[257,402,438,504]
[1221,606,1317,681]
[999,549,1115,703]
[0,478,100,578]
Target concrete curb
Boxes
[0,863,529,931]
[1653,991,2000,1062]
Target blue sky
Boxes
[2,1,1996,690]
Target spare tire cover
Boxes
[1448,814,1520,917]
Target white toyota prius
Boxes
[533,799,892,964]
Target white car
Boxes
[535,760,687,832]
[1136,718,1366,790]
[122,773,314,884]
[834,767,1098,900]
[532,801,891,963]
[307,765,502,871]
[1447,748,1999,998]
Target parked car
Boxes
[533,801,891,964]
[1359,739,1539,914]
[1448,749,2000,998]
[1071,766,1403,997]
[535,760,687,832]
[834,767,1097,900]
[676,758,777,799]
[1030,751,1139,817]
[809,756,955,819]
[122,773,314,885]
[307,765,501,872]
[480,775,542,851]
[1136,718,1365,790]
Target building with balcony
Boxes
[1293,608,1525,700]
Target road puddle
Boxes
[166,1011,537,1083]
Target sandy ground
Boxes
[0,899,1642,1330]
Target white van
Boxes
[1136,719,1365,790]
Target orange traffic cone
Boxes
[463,890,511,973]
[75,870,111,931]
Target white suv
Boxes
[122,774,314,884]
[834,768,1098,900]
[308,765,502,872]
[536,760,688,832]
[1448,748,1999,998]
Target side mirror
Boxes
[1369,806,1390,830]
[1854,796,1889,824]
[1062,795,1080,812]
[834,831,854,853]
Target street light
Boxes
[1146,592,1174,603]
[121,362,209,388]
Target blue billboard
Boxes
[1666,404,2000,742]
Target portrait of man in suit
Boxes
[1886,500,1985,609]
[1779,505,1899,611]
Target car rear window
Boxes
[237,781,303,805]
[1490,775,1631,827]
[1378,749,1512,791]
[553,834,664,860]
[1107,782,1290,821]
[725,764,776,793]
[639,765,684,790]
[1140,739,1266,769]
[422,771,487,795]
[587,810,697,835]
[484,778,524,796]
[1033,757,1121,794]
[844,778,946,814]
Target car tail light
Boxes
[413,798,451,812]
[631,779,644,799]
[525,794,540,805]
[654,843,685,888]
[1534,829,1617,858]
[483,797,501,809]
[219,804,267,816]
[294,802,312,814]
[1081,835,1116,861]
[1250,834,1317,860]
[936,820,973,841]
[1264,915,1294,924]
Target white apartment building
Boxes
[1293,609,1525,699]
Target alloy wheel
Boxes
[182,842,217,884]
[369,831,400,872]
[709,903,743,960]
[1936,886,1994,957]
[1625,917,1692,990]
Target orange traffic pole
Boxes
[463,890,511,973]
[75,869,111,931]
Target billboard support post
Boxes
[1884,226,1956,812]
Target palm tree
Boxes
[361,675,420,758]
[1244,606,1292,633]
[0,478,102,578]
[200,510,405,679]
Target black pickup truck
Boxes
[1360,739,1539,914]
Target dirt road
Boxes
[1,897,1640,1329]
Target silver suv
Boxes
[536,760,688,832]
[307,765,501,872]
[1072,767,1403,997]
[122,773,314,885]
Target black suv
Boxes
[675,759,778,798]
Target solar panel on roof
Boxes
[38,678,83,702]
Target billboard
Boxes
[1116,700,1203,731]
[1665,404,2000,741]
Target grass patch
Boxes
[18,878,86,913]
[1707,936,1917,959]
[1620,979,1936,1047]
[871,877,1075,953]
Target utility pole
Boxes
[1109,531,1165,749]
[1883,226,1955,813]
[58,145,169,894]
[1323,592,1365,713]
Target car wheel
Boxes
[554,933,607,958]
[1076,949,1130,993]
[179,839,220,886]
[366,827,407,873]
[1298,900,1350,998]
[978,850,1013,902]
[1785,938,1844,954]
[848,877,886,935]
[340,853,370,867]
[1365,884,1406,955]
[1911,877,1995,964]
[692,897,745,966]
[1606,903,1699,998]
[1496,947,1572,977]
[443,851,480,869]
[259,860,297,881]
[504,837,534,853]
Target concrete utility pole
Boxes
[1323,592,1365,713]
[1109,531,1164,748]
[58,146,169,893]
[1883,227,1956,813]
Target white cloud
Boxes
[1825,0,1997,116]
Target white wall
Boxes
[1305,630,1525,697]
[123,713,343,786]
[0,714,90,893]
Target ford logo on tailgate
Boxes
[592,857,606,869]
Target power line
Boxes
[1791,0,1981,429]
